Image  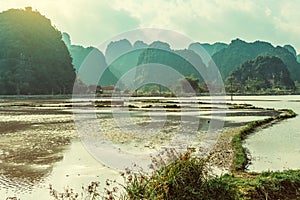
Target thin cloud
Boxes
[111,0,300,53]
[0,0,299,53]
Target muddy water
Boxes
[0,97,278,199]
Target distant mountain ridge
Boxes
[62,33,117,86]
[70,39,226,87]
[64,36,300,92]
[1,7,298,94]
[212,39,300,82]
[102,40,206,88]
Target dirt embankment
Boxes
[206,127,244,174]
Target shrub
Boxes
[122,149,238,200]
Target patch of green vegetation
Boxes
[128,104,138,108]
[131,92,176,98]
[278,109,297,118]
[228,103,263,110]
[122,152,300,200]
[232,132,247,171]
[122,150,238,200]
[163,104,180,108]
[223,170,300,199]
[95,104,111,107]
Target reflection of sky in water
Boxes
[227,95,300,172]
[245,117,300,172]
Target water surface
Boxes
[229,95,300,172]
[0,96,285,199]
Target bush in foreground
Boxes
[122,150,237,200]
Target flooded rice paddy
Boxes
[0,96,298,199]
[233,95,300,172]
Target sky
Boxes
[1,0,300,53]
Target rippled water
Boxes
[0,96,282,199]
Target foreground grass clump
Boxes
[224,170,300,199]
[123,150,238,200]
[122,150,300,199]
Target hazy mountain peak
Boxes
[188,42,228,59]
[62,32,71,47]
[149,41,171,50]
[133,40,148,49]
[105,39,133,64]
[283,44,297,57]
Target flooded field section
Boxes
[0,99,76,197]
[0,97,279,199]
[234,95,300,172]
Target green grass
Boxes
[163,104,180,108]
[122,151,300,200]
[122,153,300,200]
[122,150,238,200]
[223,170,300,199]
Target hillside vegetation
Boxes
[0,8,76,95]
[2,7,300,94]
[227,56,295,93]
[213,39,300,82]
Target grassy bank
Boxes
[119,151,300,200]
[225,170,300,199]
